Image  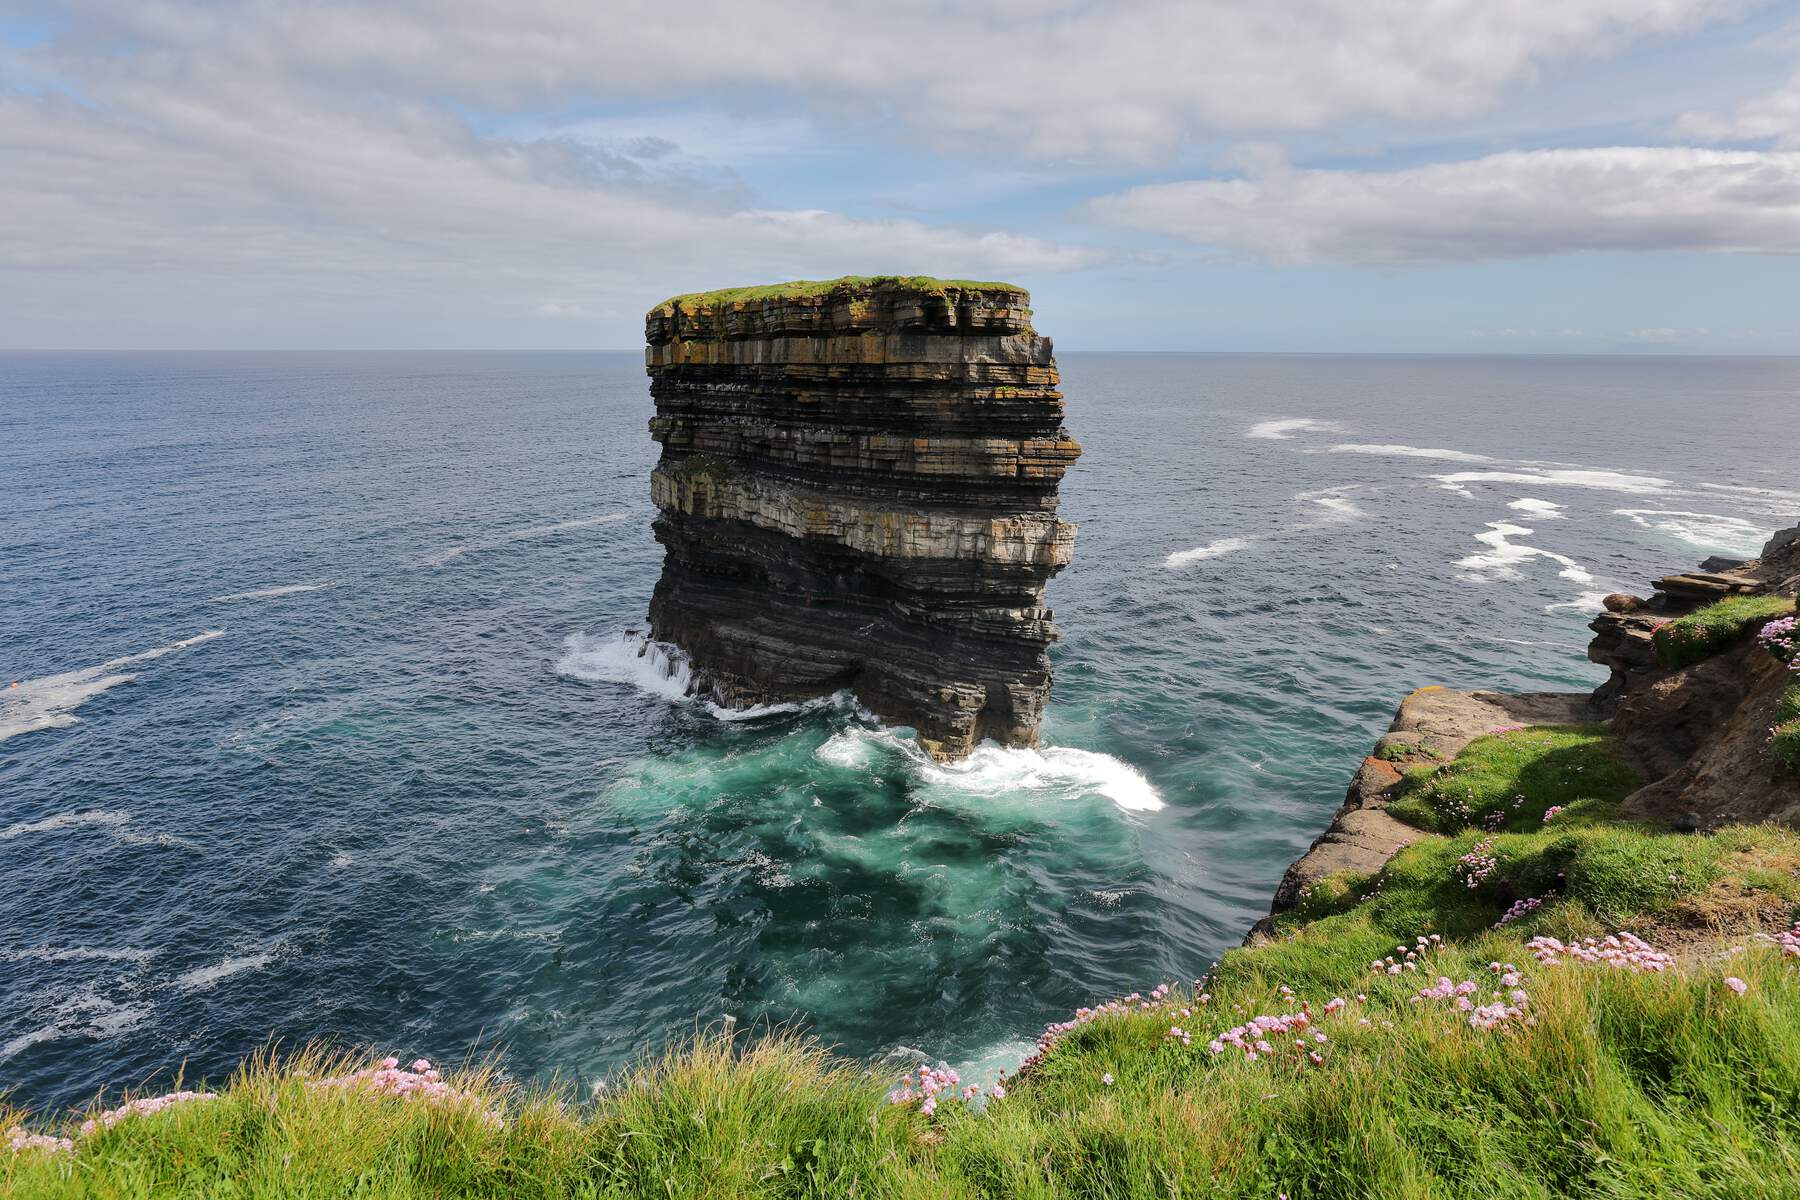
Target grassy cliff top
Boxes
[10,725,1800,1197]
[649,275,1025,316]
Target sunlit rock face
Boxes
[643,276,1081,760]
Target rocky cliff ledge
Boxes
[1257,520,1800,936]
[643,276,1081,760]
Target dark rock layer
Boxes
[642,277,1080,760]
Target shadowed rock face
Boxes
[642,277,1081,760]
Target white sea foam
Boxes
[556,631,694,701]
[0,945,157,964]
[1455,521,1595,585]
[424,513,628,566]
[1165,537,1252,568]
[174,947,280,992]
[817,728,875,769]
[0,810,133,841]
[917,742,1165,813]
[0,991,151,1061]
[816,727,1164,814]
[209,582,335,602]
[0,630,225,744]
[1614,509,1769,556]
[1294,487,1367,526]
[1246,418,1340,440]
[557,630,846,721]
[1324,443,1493,463]
[1546,591,1613,615]
[1431,469,1672,497]
[1698,481,1800,505]
[1508,498,1566,519]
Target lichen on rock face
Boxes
[642,276,1080,759]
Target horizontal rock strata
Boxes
[643,277,1080,759]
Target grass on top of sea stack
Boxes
[650,275,1025,315]
[10,728,1800,1198]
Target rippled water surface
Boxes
[2,350,1794,1110]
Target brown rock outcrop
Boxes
[1258,688,1596,925]
[642,276,1080,760]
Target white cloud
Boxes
[1678,67,1800,146]
[43,0,1752,163]
[0,60,1100,346]
[1087,148,1800,263]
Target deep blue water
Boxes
[2,350,1794,1112]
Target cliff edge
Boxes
[1258,520,1800,934]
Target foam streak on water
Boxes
[0,631,224,744]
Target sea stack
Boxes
[643,276,1081,760]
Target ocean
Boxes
[1,350,1794,1112]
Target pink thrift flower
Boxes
[1725,976,1748,995]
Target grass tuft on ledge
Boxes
[1652,593,1795,669]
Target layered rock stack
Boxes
[642,276,1081,760]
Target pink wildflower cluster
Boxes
[1488,725,1526,734]
[305,1056,499,1127]
[890,1065,977,1116]
[1454,839,1498,889]
[6,1088,218,1157]
[1493,895,1546,928]
[1724,976,1749,996]
[6,1126,73,1156]
[1372,933,1442,975]
[1758,615,1798,664]
[1412,962,1531,1030]
[1205,1004,1327,1066]
[1541,806,1565,823]
[1527,931,1674,972]
[1758,920,1800,958]
[1016,981,1213,1078]
[78,1089,217,1136]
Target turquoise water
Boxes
[1,350,1794,1111]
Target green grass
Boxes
[1385,724,1642,834]
[1652,594,1795,669]
[10,731,1800,1198]
[649,275,1024,315]
[1776,721,1800,774]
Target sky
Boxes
[2,1,1798,352]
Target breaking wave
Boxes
[1508,498,1566,519]
[556,631,849,721]
[556,630,692,701]
[0,631,225,744]
[816,727,1164,814]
